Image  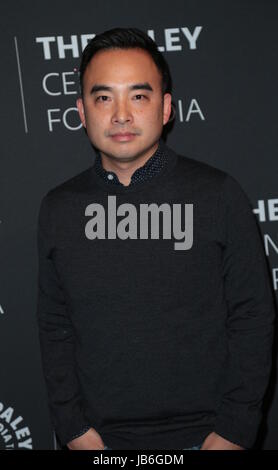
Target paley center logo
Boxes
[85,196,193,250]
[0,401,33,449]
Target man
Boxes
[36,27,276,451]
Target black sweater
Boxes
[36,139,276,450]
[65,138,170,443]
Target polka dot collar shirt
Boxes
[93,138,167,186]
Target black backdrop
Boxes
[1,0,277,450]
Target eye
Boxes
[134,94,146,100]
[95,95,110,102]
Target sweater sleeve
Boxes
[67,425,92,442]
[213,174,276,449]
[36,193,91,447]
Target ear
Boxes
[162,93,172,125]
[76,97,86,128]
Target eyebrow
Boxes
[90,82,154,95]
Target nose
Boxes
[111,98,133,125]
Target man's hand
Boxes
[200,432,245,450]
[67,427,106,450]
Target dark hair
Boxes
[78,27,175,122]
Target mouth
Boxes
[110,133,137,142]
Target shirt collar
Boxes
[93,138,167,186]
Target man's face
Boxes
[76,48,172,163]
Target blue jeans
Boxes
[103,443,202,450]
